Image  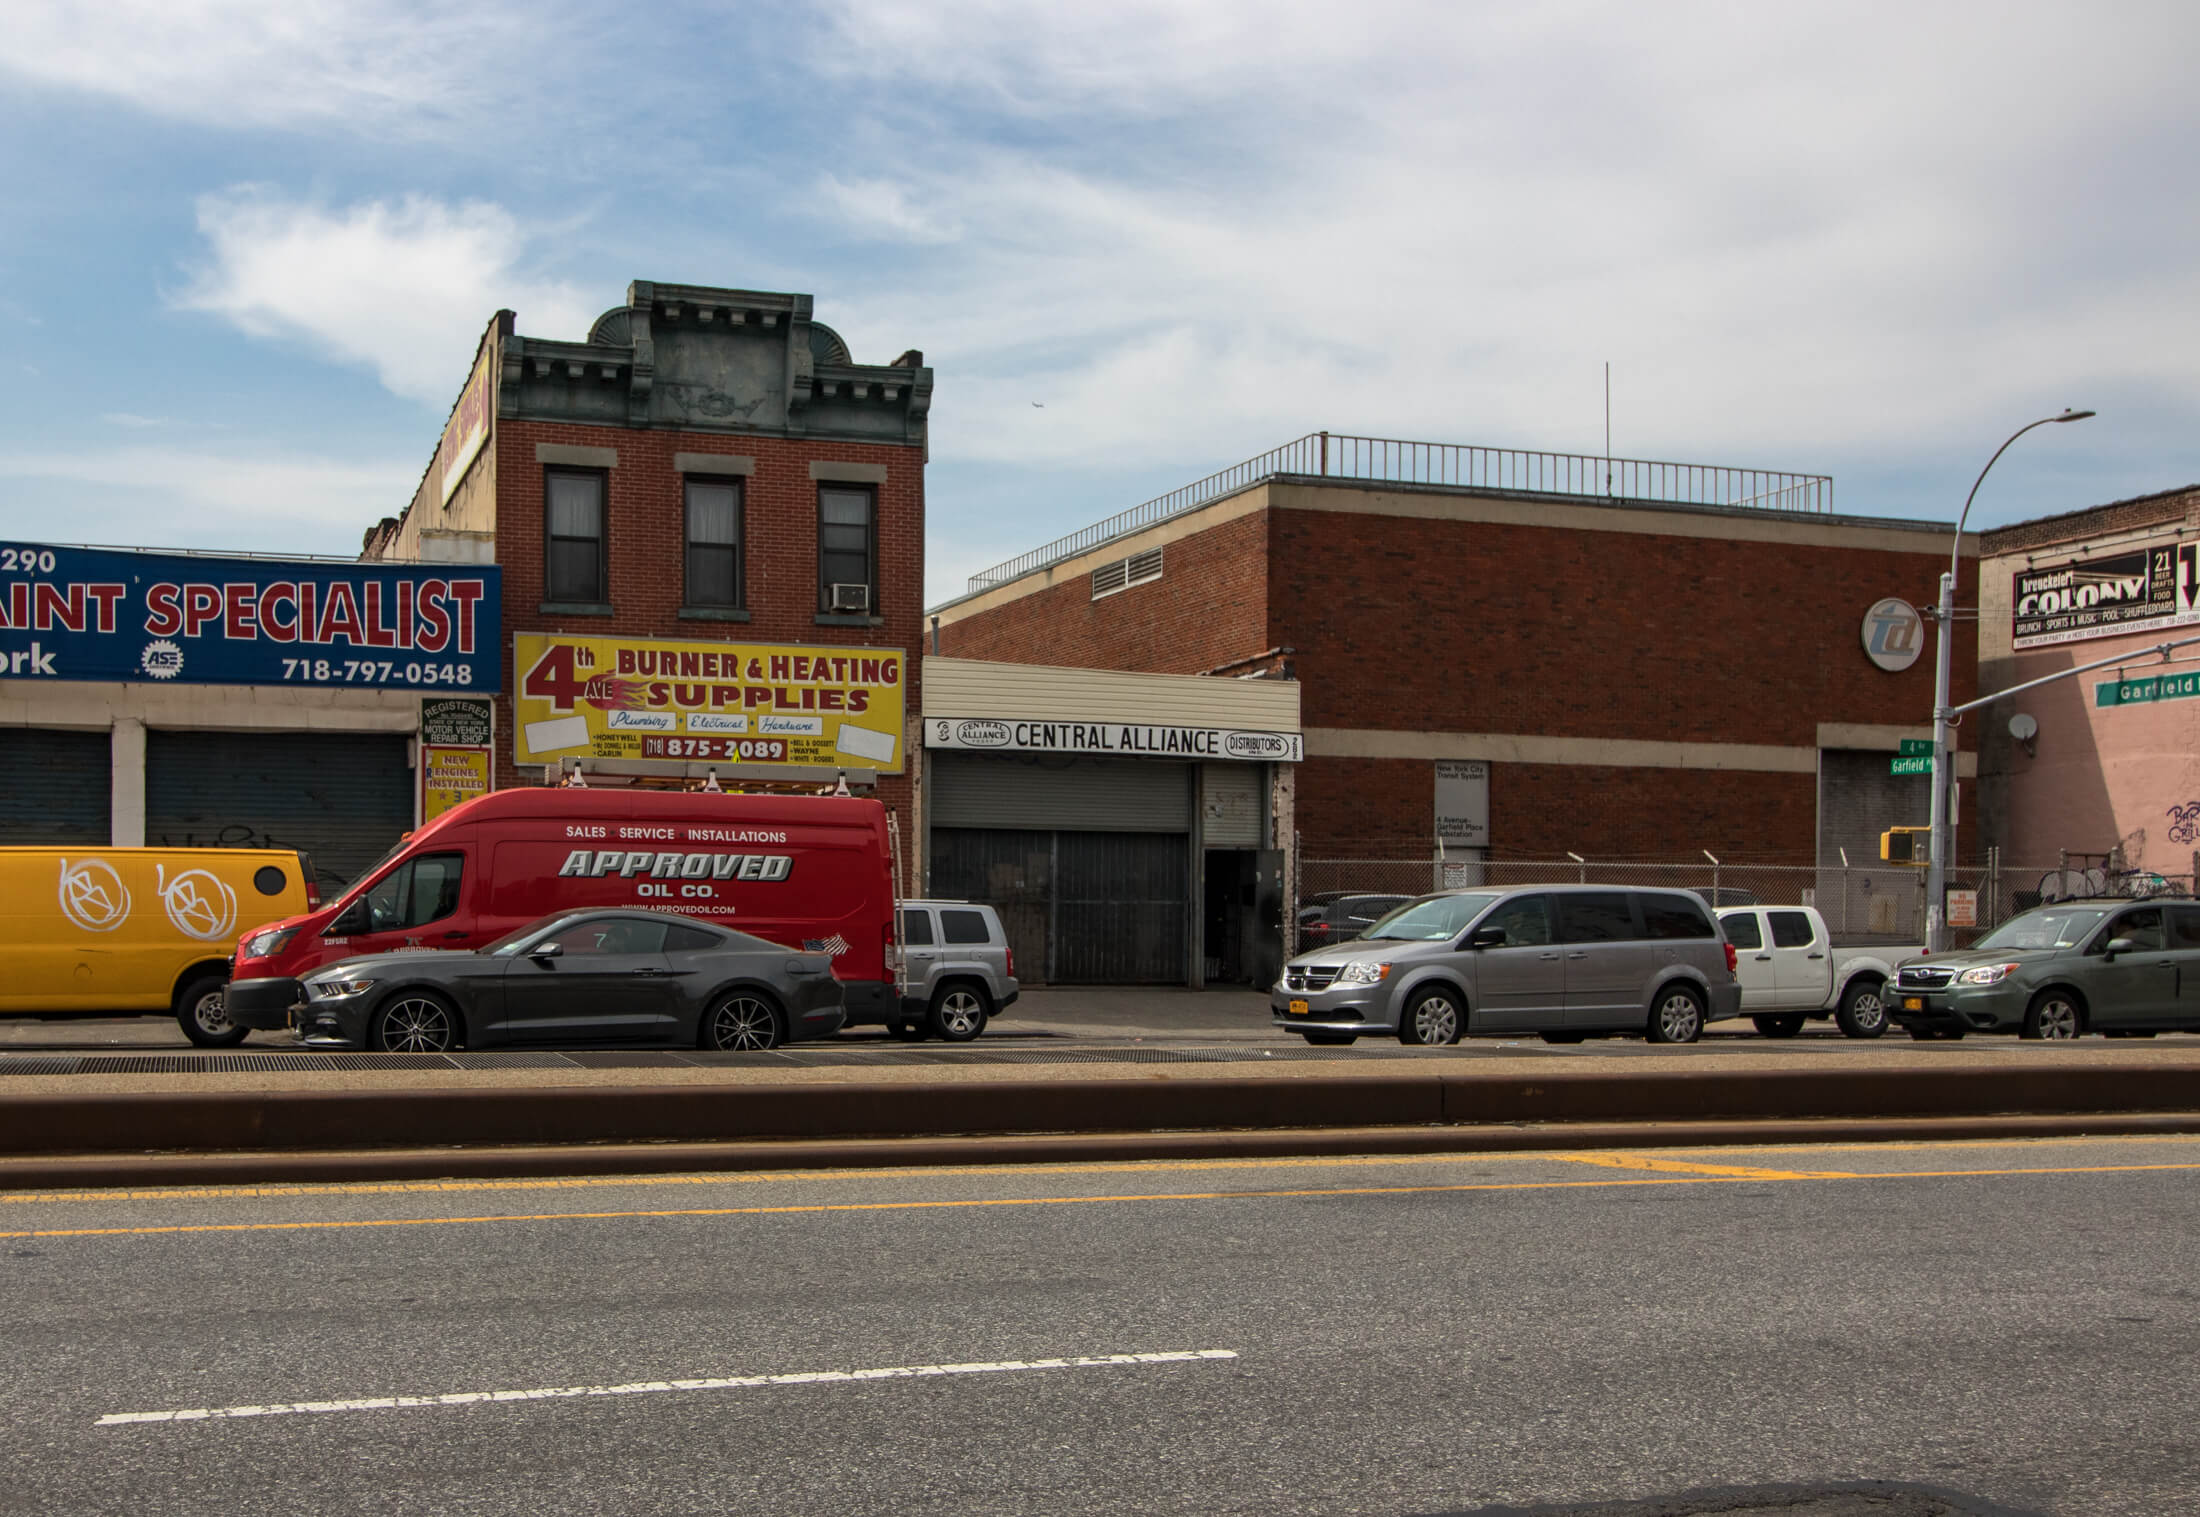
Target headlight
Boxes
[242,926,301,960]
[1334,960,1392,986]
[306,977,376,1000]
[1957,963,2021,986]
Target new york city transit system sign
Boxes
[0,541,500,692]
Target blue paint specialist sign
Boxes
[0,542,500,692]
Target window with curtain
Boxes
[817,486,875,611]
[544,469,607,603]
[684,477,743,609]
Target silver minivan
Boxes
[1273,885,1742,1045]
[892,900,1020,1043]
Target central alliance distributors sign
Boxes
[2013,541,2200,649]
[926,717,1302,762]
[0,540,498,690]
[514,633,905,772]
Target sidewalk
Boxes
[1004,986,1276,1039]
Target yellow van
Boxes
[0,847,313,1047]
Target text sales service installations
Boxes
[0,542,499,691]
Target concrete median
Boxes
[3,1061,2198,1185]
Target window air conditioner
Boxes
[829,582,872,613]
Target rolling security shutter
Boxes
[0,729,111,845]
[1200,762,1261,848]
[929,752,1191,832]
[146,730,414,893]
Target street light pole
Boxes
[1925,408,2095,950]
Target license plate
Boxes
[1288,999,1309,1015]
[1903,997,1923,1011]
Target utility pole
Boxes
[1925,409,2094,949]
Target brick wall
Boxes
[936,509,1271,672]
[1980,486,2197,556]
[487,418,923,824]
[1267,508,1971,745]
[1295,755,1815,858]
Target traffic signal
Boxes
[1880,826,1931,865]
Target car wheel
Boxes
[1752,1014,1806,1038]
[372,994,458,1053]
[1646,986,1705,1044]
[1539,1031,1586,1044]
[929,983,990,1042]
[887,1018,927,1041]
[176,970,248,1049]
[1301,1033,1357,1046]
[1398,986,1464,1045]
[1835,978,1889,1039]
[704,994,784,1051]
[2022,990,2083,1041]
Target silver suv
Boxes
[1273,885,1742,1045]
[893,900,1020,1043]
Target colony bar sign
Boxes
[2013,541,2200,649]
[926,717,1303,762]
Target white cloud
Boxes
[0,0,550,133]
[2,445,418,549]
[802,0,2200,507]
[176,188,596,405]
[818,175,962,245]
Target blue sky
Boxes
[3,1,2197,605]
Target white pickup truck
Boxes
[1714,904,1920,1039]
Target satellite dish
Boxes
[2009,713,2038,741]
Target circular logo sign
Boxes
[1861,598,1924,672]
[140,639,184,680]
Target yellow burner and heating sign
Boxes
[513,633,905,773]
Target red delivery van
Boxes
[226,788,898,1034]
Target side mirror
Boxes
[2103,936,2136,960]
[1467,926,1508,949]
[330,901,368,936]
[528,940,564,962]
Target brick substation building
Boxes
[930,434,1982,935]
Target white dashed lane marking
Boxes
[96,1349,1241,1427]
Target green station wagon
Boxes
[1891,898,2200,1039]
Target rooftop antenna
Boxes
[1604,361,1612,496]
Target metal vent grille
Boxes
[1090,547,1164,600]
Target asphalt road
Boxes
[3,1136,2195,1515]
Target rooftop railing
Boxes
[965,431,1833,593]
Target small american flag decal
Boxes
[803,936,850,956]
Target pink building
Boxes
[1978,485,2200,886]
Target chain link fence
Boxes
[1297,854,2200,953]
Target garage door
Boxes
[931,827,1188,984]
[146,731,414,894]
[0,729,110,845]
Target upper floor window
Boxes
[684,477,744,609]
[818,486,876,614]
[545,469,607,604]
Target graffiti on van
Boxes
[153,822,352,897]
[156,865,238,941]
[57,858,132,932]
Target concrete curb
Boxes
[4,1063,2199,1159]
[4,1112,2199,1191]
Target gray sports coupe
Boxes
[295,909,845,1052]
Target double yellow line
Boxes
[5,1149,2195,1241]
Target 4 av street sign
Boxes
[1898,738,1934,756]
